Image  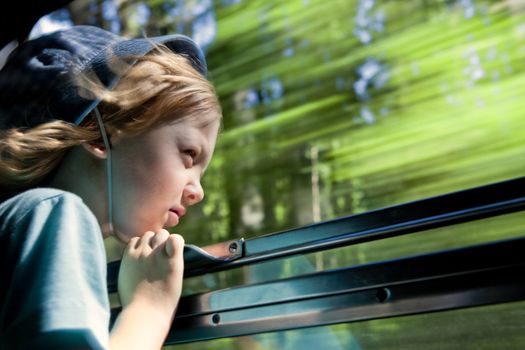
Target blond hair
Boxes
[0,45,221,195]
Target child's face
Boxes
[109,117,220,241]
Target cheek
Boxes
[115,139,171,196]
[112,149,181,235]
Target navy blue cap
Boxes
[0,25,207,129]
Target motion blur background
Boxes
[13,0,525,348]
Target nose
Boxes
[183,179,204,207]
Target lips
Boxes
[167,209,180,228]
[170,206,186,218]
[166,206,186,228]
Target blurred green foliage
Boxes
[184,0,525,245]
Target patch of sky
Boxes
[191,0,213,16]
[175,1,185,33]
[459,0,476,19]
[134,3,151,27]
[353,0,385,45]
[29,9,73,39]
[448,0,477,19]
[283,47,295,57]
[352,105,376,125]
[221,0,242,7]
[353,58,389,100]
[463,49,484,87]
[102,0,121,33]
[192,9,217,50]
[360,105,375,124]
[165,0,187,33]
[244,88,260,109]
[261,77,284,106]
[162,0,218,49]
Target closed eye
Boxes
[183,149,197,159]
[182,149,198,168]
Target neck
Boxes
[46,146,111,236]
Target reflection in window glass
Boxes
[166,300,525,349]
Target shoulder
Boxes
[0,188,95,227]
[1,187,85,211]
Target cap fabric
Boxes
[0,25,207,129]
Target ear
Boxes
[82,129,123,159]
[82,142,109,160]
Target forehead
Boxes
[171,116,220,136]
[166,113,220,137]
[158,118,220,163]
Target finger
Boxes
[164,234,185,258]
[126,237,140,253]
[137,231,155,251]
[150,229,169,250]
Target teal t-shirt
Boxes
[0,188,110,349]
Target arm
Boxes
[109,231,185,350]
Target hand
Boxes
[118,229,185,318]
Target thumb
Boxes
[164,237,175,257]
[164,234,184,258]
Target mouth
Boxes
[166,206,186,228]
[167,209,180,228]
[169,206,186,218]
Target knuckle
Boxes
[171,233,185,246]
[143,231,155,238]
[127,237,140,250]
[156,229,170,240]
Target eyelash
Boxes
[184,149,197,158]
[183,149,198,166]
